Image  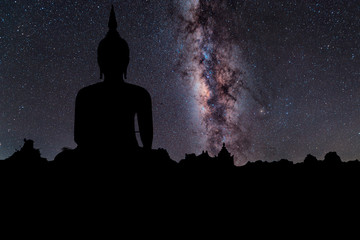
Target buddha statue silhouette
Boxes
[74,5,153,159]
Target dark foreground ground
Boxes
[1,140,359,234]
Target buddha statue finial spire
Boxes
[108,5,118,31]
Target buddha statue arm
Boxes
[138,90,153,150]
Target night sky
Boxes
[1,0,359,165]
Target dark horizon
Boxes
[1,138,359,167]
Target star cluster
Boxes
[0,0,359,164]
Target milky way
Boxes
[175,0,264,164]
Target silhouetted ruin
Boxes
[178,143,234,170]
[3,139,47,169]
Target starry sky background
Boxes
[0,0,359,165]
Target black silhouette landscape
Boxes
[2,138,360,180]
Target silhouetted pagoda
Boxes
[217,143,234,168]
